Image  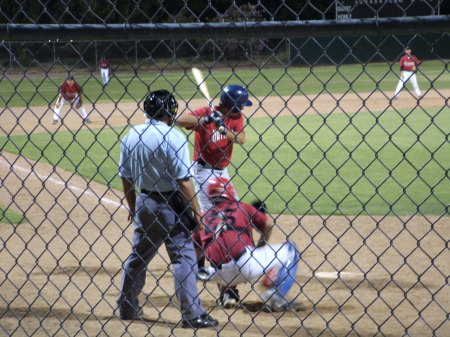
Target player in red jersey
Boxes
[52,75,90,124]
[177,84,252,307]
[193,177,304,312]
[393,46,422,100]
[176,84,252,213]
[99,56,111,86]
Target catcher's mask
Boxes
[207,177,236,201]
[144,89,178,125]
[220,84,252,113]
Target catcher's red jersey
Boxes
[60,81,82,101]
[188,106,244,169]
[197,200,267,266]
[400,54,420,72]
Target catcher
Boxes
[52,75,90,124]
[193,177,304,312]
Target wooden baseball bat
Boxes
[191,67,225,134]
[191,67,212,105]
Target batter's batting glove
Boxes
[204,109,222,124]
[212,109,222,119]
[215,120,227,135]
[203,115,214,124]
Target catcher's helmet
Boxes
[144,90,178,125]
[207,177,236,201]
[220,84,252,111]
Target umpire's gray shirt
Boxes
[119,119,193,193]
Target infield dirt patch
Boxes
[2,88,448,136]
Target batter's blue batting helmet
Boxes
[220,84,252,110]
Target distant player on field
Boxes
[393,45,422,100]
[52,75,90,124]
[99,56,111,86]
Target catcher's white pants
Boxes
[101,68,110,85]
[394,71,421,98]
[53,95,88,121]
[210,243,295,287]
[192,161,238,212]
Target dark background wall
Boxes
[289,34,450,66]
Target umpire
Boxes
[116,89,218,329]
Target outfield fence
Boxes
[1,2,449,337]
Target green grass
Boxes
[0,206,27,224]
[1,127,128,188]
[1,106,449,216]
[230,106,450,215]
[1,61,449,107]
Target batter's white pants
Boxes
[394,71,421,98]
[210,243,295,288]
[192,162,239,212]
[53,96,88,121]
[101,68,110,85]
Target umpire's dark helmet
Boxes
[220,84,252,111]
[144,90,178,125]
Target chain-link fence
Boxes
[1,1,449,336]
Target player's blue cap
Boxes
[220,84,252,110]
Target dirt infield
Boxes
[1,90,449,336]
[2,88,449,136]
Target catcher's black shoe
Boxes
[119,308,143,320]
[181,313,218,329]
[218,288,240,308]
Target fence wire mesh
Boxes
[1,2,449,337]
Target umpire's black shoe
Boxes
[119,308,143,320]
[181,313,218,329]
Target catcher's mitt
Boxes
[75,100,82,109]
[251,200,267,213]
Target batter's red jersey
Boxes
[196,200,267,266]
[59,81,82,101]
[100,59,110,69]
[399,54,420,72]
[187,106,245,169]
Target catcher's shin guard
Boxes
[274,242,300,297]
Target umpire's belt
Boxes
[196,160,224,171]
[140,189,196,232]
[141,189,174,196]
